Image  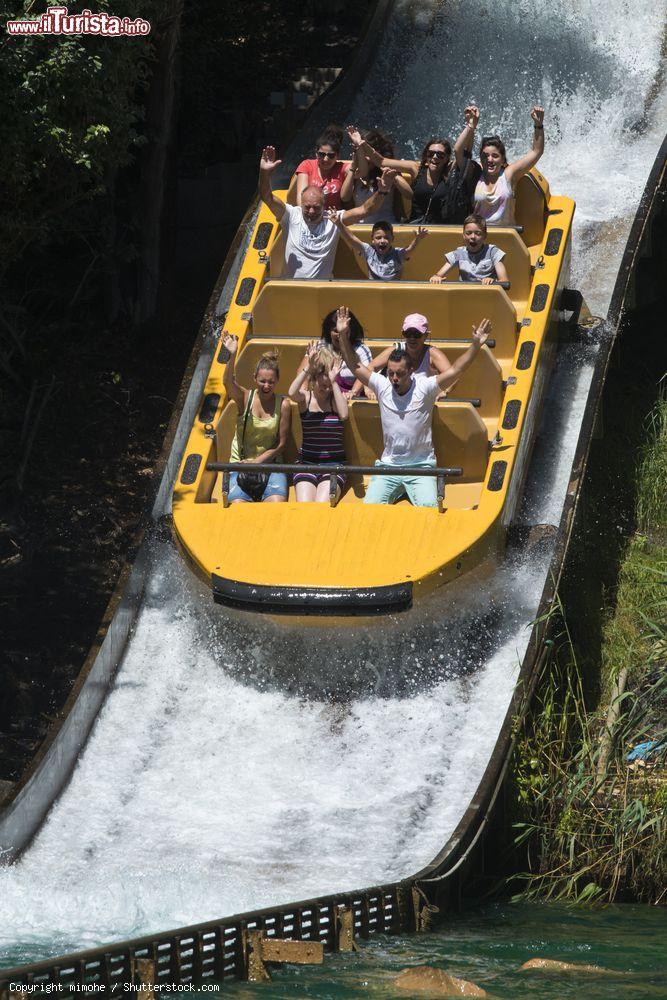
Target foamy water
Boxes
[1,0,665,967]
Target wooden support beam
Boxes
[246,931,271,983]
[336,907,358,952]
[135,958,157,999]
[412,886,439,932]
[244,929,324,983]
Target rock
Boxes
[394,965,487,996]
[519,958,621,975]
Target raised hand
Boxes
[336,305,351,337]
[377,167,397,193]
[531,106,545,127]
[222,332,238,355]
[305,339,319,362]
[465,104,480,128]
[346,125,364,148]
[471,318,492,347]
[326,207,342,227]
[259,145,282,172]
[329,355,343,381]
[414,226,428,242]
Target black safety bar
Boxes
[206,461,463,512]
[239,337,497,350]
[277,279,511,289]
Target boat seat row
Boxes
[231,338,503,423]
[251,281,518,363]
[282,169,549,250]
[268,226,531,312]
[204,397,489,509]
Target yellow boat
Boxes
[172,169,574,612]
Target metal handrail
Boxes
[206,461,463,512]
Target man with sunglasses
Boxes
[259,146,395,280]
[336,306,491,507]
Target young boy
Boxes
[333,217,428,281]
[429,213,509,286]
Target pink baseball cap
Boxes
[402,313,429,333]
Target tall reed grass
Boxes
[511,395,667,903]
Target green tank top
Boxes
[230,390,283,462]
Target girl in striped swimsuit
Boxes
[288,344,349,503]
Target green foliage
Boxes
[511,592,666,902]
[0,1,160,270]
[509,394,667,904]
[636,389,667,542]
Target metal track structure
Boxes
[1,3,665,991]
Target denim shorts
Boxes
[227,470,288,503]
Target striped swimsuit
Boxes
[294,398,346,489]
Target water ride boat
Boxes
[172,169,575,612]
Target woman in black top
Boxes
[346,106,480,224]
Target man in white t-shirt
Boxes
[259,146,394,280]
[337,307,491,506]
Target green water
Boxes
[220,902,666,998]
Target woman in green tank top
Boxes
[222,334,292,503]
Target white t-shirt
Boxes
[282,203,342,279]
[369,371,440,466]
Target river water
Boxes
[218,902,667,998]
[1,0,666,978]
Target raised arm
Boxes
[340,148,362,203]
[340,168,398,225]
[505,107,545,184]
[295,172,309,205]
[258,146,286,222]
[346,125,420,179]
[404,226,428,255]
[336,306,374,388]
[454,105,479,170]
[288,342,319,407]
[331,212,366,255]
[328,356,349,421]
[292,340,320,383]
[435,319,491,392]
[221,333,246,409]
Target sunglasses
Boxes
[317,150,337,159]
[428,149,446,159]
[404,329,426,339]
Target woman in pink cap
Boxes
[366,313,451,390]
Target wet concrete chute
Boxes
[1,0,666,973]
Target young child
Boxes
[334,217,428,281]
[429,213,509,285]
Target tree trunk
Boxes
[134,0,184,325]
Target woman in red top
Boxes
[295,124,349,211]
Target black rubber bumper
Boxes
[212,575,413,614]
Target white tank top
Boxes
[397,341,431,376]
[474,170,515,225]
